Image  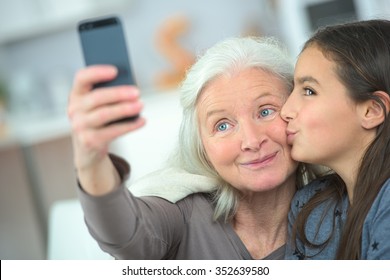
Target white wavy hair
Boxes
[168,36,294,221]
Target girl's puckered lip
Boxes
[286,129,297,144]
[286,128,297,136]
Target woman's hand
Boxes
[67,65,145,195]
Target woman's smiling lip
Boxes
[240,152,278,169]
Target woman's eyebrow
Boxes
[205,92,283,119]
[206,109,225,119]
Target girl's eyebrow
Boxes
[295,76,320,86]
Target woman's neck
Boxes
[232,181,295,259]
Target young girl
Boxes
[281,19,390,259]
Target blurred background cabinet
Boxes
[0,125,77,259]
[0,143,45,259]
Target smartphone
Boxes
[78,15,139,123]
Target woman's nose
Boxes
[240,122,264,151]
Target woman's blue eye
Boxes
[217,122,229,131]
[260,108,275,118]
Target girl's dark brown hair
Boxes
[292,19,390,259]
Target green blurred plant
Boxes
[0,79,8,107]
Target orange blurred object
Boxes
[155,15,195,90]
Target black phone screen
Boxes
[78,16,135,88]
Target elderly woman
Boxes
[68,37,318,259]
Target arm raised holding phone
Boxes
[70,16,145,196]
[67,65,145,196]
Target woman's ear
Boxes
[360,91,390,129]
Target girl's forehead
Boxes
[295,47,338,80]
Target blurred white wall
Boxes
[2,0,388,121]
[277,0,390,59]
[1,0,389,121]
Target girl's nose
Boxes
[280,96,295,122]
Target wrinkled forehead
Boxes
[197,67,291,106]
